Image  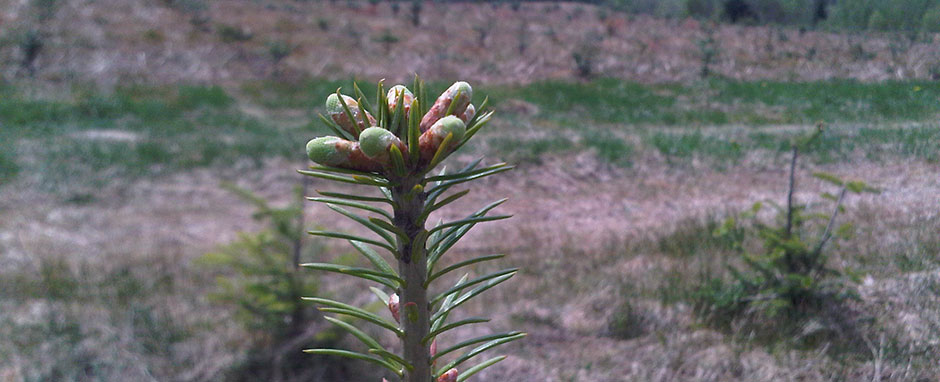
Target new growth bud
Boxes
[387,85,415,120]
[302,79,518,382]
[388,293,400,323]
[430,338,438,368]
[419,81,472,132]
[306,136,383,172]
[359,127,408,166]
[458,103,476,123]
[437,368,458,382]
[419,115,466,163]
[327,93,375,137]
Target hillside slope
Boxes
[2,0,939,86]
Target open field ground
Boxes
[1,77,938,381]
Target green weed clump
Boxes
[693,128,878,343]
[300,77,522,382]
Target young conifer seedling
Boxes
[300,77,522,382]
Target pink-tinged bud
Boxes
[359,127,408,166]
[419,115,465,164]
[437,368,458,382]
[387,85,415,120]
[388,293,400,323]
[326,93,376,137]
[430,338,438,368]
[458,103,475,124]
[306,136,383,172]
[419,81,472,133]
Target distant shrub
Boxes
[197,183,350,381]
[849,42,875,61]
[723,0,756,23]
[17,29,43,74]
[607,300,651,340]
[517,22,530,54]
[267,40,292,63]
[697,25,720,78]
[410,0,422,26]
[694,129,877,341]
[375,29,400,54]
[572,34,602,79]
[474,19,496,48]
[922,6,940,32]
[686,0,723,19]
[142,29,165,43]
[826,0,940,32]
[929,61,940,80]
[216,24,253,42]
[162,0,207,14]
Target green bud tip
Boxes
[306,136,344,165]
[325,93,355,114]
[436,115,466,141]
[451,81,472,99]
[359,127,396,158]
[387,84,413,99]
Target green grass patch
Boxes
[0,82,314,191]
[486,131,634,167]
[653,215,746,258]
[3,78,938,190]
[484,79,684,124]
[708,80,940,123]
[581,130,634,167]
[483,78,940,127]
[647,130,745,164]
[642,124,940,166]
[0,146,19,182]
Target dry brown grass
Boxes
[1,145,937,380]
[2,0,939,86]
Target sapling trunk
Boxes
[393,181,432,382]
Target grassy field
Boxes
[1,77,939,381]
[2,77,938,192]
